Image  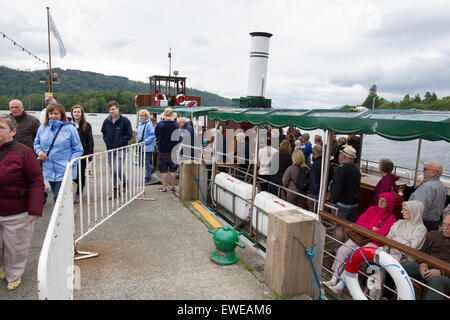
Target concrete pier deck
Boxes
[0,135,274,300]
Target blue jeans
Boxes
[334,202,358,223]
[145,152,154,181]
[48,181,62,203]
[107,150,127,189]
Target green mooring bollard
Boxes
[208,226,245,265]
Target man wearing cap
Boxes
[328,145,361,243]
[155,108,180,192]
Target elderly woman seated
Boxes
[378,200,428,299]
[371,158,400,206]
[323,192,397,296]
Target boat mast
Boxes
[46,7,53,95]
[168,47,172,77]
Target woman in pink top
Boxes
[323,192,397,296]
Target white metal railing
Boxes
[37,143,145,300]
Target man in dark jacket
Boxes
[177,117,195,160]
[155,108,180,192]
[309,145,332,212]
[328,145,361,243]
[9,99,40,151]
[0,114,44,291]
[101,101,132,195]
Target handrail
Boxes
[318,210,450,274]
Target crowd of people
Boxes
[250,126,449,300]
[0,101,184,292]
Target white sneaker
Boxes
[322,279,337,288]
[329,284,344,296]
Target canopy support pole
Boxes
[249,126,260,239]
[211,121,219,188]
[414,138,422,185]
[318,130,333,215]
[358,133,364,167]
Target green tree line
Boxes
[0,66,232,112]
[343,84,450,110]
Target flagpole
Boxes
[46,6,53,94]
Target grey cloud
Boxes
[328,49,450,96]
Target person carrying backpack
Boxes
[282,150,310,209]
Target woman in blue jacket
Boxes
[137,109,156,184]
[34,104,84,203]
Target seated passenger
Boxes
[323,192,397,296]
[400,214,450,300]
[371,158,400,206]
[380,200,428,299]
[409,163,447,231]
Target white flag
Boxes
[49,13,66,58]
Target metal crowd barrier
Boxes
[37,143,145,300]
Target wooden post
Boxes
[179,161,199,201]
[198,164,209,205]
[264,209,315,298]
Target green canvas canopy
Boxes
[136,106,450,142]
[206,108,450,142]
[141,106,216,118]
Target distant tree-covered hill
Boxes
[341,83,450,111]
[0,66,232,112]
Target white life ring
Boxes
[176,94,186,105]
[342,247,415,300]
[155,93,167,101]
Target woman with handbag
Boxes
[323,192,397,296]
[71,105,94,203]
[34,104,84,204]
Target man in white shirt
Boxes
[257,129,279,192]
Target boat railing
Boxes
[37,143,146,300]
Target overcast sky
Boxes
[1,0,450,108]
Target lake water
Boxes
[2,110,449,175]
